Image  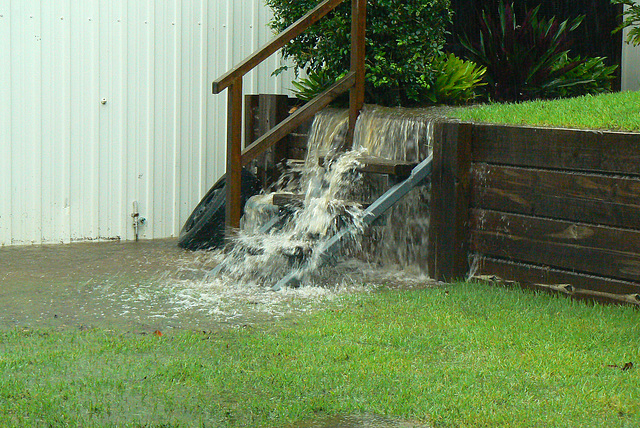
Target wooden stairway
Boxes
[206,155,432,287]
[271,157,418,210]
[271,154,433,290]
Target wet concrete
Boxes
[1,239,436,427]
[0,238,435,333]
[0,239,325,332]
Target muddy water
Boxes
[0,107,441,337]
[0,238,435,333]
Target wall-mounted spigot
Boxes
[131,201,146,241]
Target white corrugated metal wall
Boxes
[622,1,640,91]
[0,0,295,246]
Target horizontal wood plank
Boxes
[472,124,640,176]
[470,209,640,282]
[476,257,640,304]
[319,156,417,176]
[288,147,308,160]
[471,164,640,229]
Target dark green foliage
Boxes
[265,0,453,106]
[291,69,344,102]
[425,53,487,105]
[545,54,618,99]
[448,0,622,68]
[612,0,640,46]
[460,2,610,102]
[290,54,486,106]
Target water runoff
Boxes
[207,105,444,293]
[0,106,446,331]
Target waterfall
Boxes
[218,105,444,288]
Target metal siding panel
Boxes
[97,0,113,240]
[196,0,209,224]
[205,0,227,201]
[170,0,182,235]
[154,0,173,239]
[40,3,69,242]
[155,0,179,239]
[112,0,128,241]
[143,0,158,238]
[178,0,194,233]
[135,0,155,239]
[11,1,43,245]
[622,3,640,91]
[0,1,12,245]
[72,1,101,240]
[3,0,297,245]
[126,0,150,240]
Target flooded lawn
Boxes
[0,238,434,333]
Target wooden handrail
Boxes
[212,0,347,94]
[214,0,367,232]
[241,72,356,165]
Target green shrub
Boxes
[425,53,486,105]
[265,0,453,107]
[460,2,608,102]
[291,68,345,102]
[544,54,618,99]
[612,0,640,46]
[290,54,485,106]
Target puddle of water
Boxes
[0,107,443,334]
[286,413,431,428]
[0,238,436,333]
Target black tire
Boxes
[178,169,260,250]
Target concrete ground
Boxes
[0,238,434,334]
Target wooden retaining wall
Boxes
[429,121,640,305]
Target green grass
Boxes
[1,282,639,427]
[448,91,640,132]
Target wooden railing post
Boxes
[213,0,367,239]
[346,0,366,149]
[427,121,473,281]
[226,78,243,232]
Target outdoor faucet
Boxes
[131,201,146,241]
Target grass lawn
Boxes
[448,90,640,132]
[1,282,638,427]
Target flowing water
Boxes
[218,105,445,288]
[0,105,445,333]
[0,238,433,332]
[0,106,443,427]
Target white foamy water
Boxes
[86,104,442,329]
[0,106,445,333]
[153,249,434,326]
[193,105,442,293]
[216,148,369,289]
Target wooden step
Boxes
[318,156,417,177]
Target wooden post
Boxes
[345,0,366,149]
[258,95,290,188]
[215,0,365,236]
[428,121,473,281]
[225,78,243,232]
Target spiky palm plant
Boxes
[460,2,588,102]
